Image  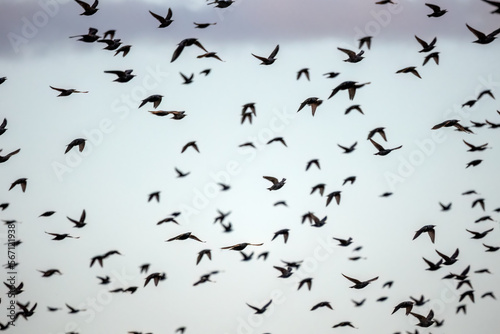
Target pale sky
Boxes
[1,0,500,333]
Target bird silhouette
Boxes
[252,45,279,65]
[149,8,173,28]
[75,0,99,15]
[342,273,379,288]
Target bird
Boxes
[0,148,21,163]
[272,229,290,243]
[180,72,194,84]
[74,0,99,16]
[332,322,357,329]
[415,35,437,52]
[423,257,443,271]
[333,237,353,246]
[392,301,414,315]
[466,23,500,44]
[69,27,100,42]
[104,70,135,83]
[221,243,263,251]
[166,232,205,242]
[240,251,253,261]
[326,191,341,206]
[370,139,402,155]
[98,38,122,50]
[38,269,62,277]
[246,300,272,314]
[298,278,313,291]
[345,104,364,115]
[413,225,436,243]
[0,118,7,136]
[50,86,88,96]
[181,141,199,153]
[65,138,86,154]
[148,191,160,202]
[39,211,55,217]
[208,0,234,8]
[263,176,286,191]
[463,140,489,151]
[194,22,216,28]
[423,52,439,65]
[358,36,372,49]
[439,202,452,211]
[456,304,467,314]
[435,248,459,265]
[149,110,186,119]
[149,8,173,28]
[266,137,287,147]
[410,309,435,327]
[466,159,482,168]
[410,295,429,306]
[306,159,320,171]
[352,299,366,307]
[138,94,163,108]
[459,290,475,303]
[396,66,421,78]
[425,3,447,17]
[175,167,190,178]
[483,243,500,252]
[337,47,364,63]
[45,232,80,240]
[323,72,340,78]
[310,301,333,311]
[338,142,357,153]
[466,228,494,239]
[90,250,121,267]
[481,291,496,299]
[114,45,131,57]
[144,272,166,287]
[9,178,27,192]
[342,273,379,288]
[274,266,293,278]
[67,209,87,228]
[432,119,473,133]
[297,68,310,81]
[252,44,279,65]
[66,303,86,314]
[97,276,111,284]
[297,97,323,116]
[462,99,477,108]
[477,89,495,100]
[0,77,6,85]
[328,81,370,100]
[197,52,224,61]
[171,38,208,62]
[311,183,326,196]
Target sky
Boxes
[1,0,500,333]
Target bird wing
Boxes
[337,47,355,57]
[263,176,278,184]
[414,35,428,48]
[166,7,173,20]
[269,44,279,58]
[466,24,486,40]
[75,0,91,10]
[171,44,185,62]
[342,273,361,284]
[149,10,165,23]
[425,3,441,11]
[369,138,384,151]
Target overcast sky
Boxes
[1,0,500,334]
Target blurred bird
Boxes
[144,272,166,287]
[423,52,439,65]
[326,191,341,206]
[297,68,310,81]
[194,22,216,28]
[166,232,205,242]
[247,300,272,314]
[298,278,313,291]
[180,72,194,84]
[370,139,402,155]
[328,81,370,100]
[181,141,199,153]
[306,159,320,171]
[9,178,27,192]
[358,36,372,49]
[114,45,131,57]
[338,142,357,153]
[466,228,494,239]
[0,118,7,136]
[333,237,353,246]
[0,148,20,163]
[148,191,160,202]
[466,159,482,168]
[69,27,100,42]
[311,301,333,311]
[345,105,364,115]
[67,209,87,228]
[482,0,500,14]
[410,309,435,327]
[432,119,473,133]
[396,66,421,78]
[463,140,489,151]
[221,243,263,251]
[435,248,459,265]
[297,97,323,116]
[272,229,290,243]
[50,86,88,96]
[415,35,437,52]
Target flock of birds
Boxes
[1,0,500,333]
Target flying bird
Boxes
[181,141,199,153]
[246,300,272,314]
[297,97,323,116]
[149,8,173,28]
[104,70,135,83]
[425,3,447,17]
[138,94,163,109]
[50,86,88,96]
[337,47,364,63]
[9,178,27,192]
[252,44,279,65]
[396,66,421,78]
[67,209,87,228]
[370,139,402,155]
[342,273,379,288]
[171,38,208,62]
[166,232,205,242]
[297,68,310,81]
[415,35,437,52]
[263,176,286,190]
[65,138,86,154]
[432,119,473,133]
[0,148,21,163]
[466,23,500,44]
[74,0,99,16]
[328,81,370,100]
[413,224,436,243]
